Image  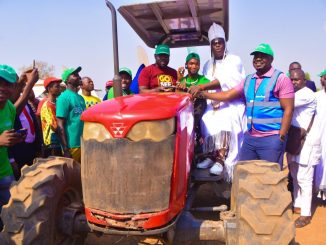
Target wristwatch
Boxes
[280,135,286,142]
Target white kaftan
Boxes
[314,90,326,199]
[287,87,320,216]
[288,87,320,166]
[201,54,246,181]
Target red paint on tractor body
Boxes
[81,93,194,231]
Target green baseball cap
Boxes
[250,43,274,57]
[186,52,200,63]
[0,64,18,84]
[155,44,170,55]
[119,67,132,78]
[61,66,82,83]
[318,69,326,77]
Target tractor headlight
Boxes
[83,122,113,141]
[126,118,175,142]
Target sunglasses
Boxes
[211,38,225,46]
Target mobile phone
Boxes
[16,128,28,135]
[33,59,35,69]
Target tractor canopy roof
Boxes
[118,0,229,48]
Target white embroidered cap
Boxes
[208,23,226,43]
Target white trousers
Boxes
[289,162,315,216]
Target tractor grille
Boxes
[81,135,175,214]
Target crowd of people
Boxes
[0,22,326,230]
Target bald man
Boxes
[289,62,317,92]
[287,69,320,228]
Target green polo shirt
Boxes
[56,89,86,148]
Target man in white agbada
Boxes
[287,69,321,228]
[314,70,326,200]
[193,23,246,181]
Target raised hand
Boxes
[177,66,185,81]
[27,68,39,84]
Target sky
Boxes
[1,0,326,94]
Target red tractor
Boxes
[0,1,295,244]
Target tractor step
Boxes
[191,168,224,183]
[173,211,225,243]
[190,205,228,212]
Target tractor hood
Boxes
[81,93,192,137]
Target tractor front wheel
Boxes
[230,160,295,245]
[0,157,85,245]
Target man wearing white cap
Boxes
[190,23,246,182]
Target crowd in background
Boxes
[0,22,326,231]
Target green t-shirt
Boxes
[107,88,133,100]
[56,89,86,148]
[0,100,15,178]
[181,74,210,88]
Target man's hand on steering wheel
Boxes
[158,86,176,92]
[188,85,203,96]
[176,82,187,91]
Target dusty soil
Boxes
[294,197,326,245]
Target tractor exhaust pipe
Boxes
[105,0,122,98]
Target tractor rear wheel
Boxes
[0,157,84,245]
[230,160,295,245]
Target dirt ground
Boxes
[294,197,326,245]
[85,183,326,245]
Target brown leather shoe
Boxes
[295,216,311,228]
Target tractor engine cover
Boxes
[81,136,175,213]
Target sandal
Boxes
[295,216,311,228]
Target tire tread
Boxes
[1,157,82,245]
[231,160,295,245]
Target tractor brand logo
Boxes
[110,123,127,137]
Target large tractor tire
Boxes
[230,160,295,245]
[0,157,84,245]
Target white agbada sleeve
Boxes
[314,90,326,197]
[202,55,245,90]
